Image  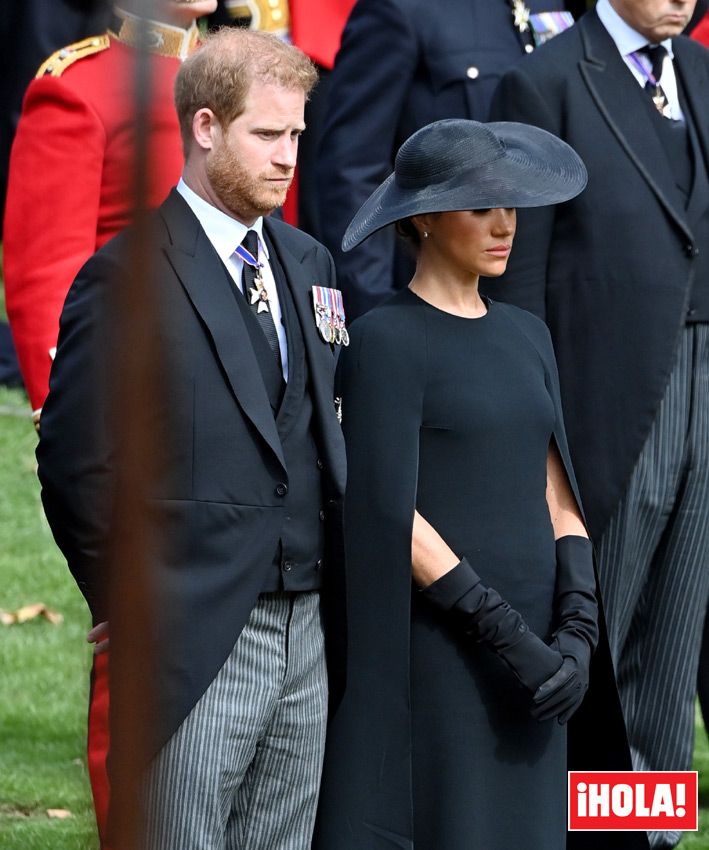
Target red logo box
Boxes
[568,771,698,831]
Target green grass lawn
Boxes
[0,386,97,849]
[0,382,707,848]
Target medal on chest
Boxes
[311,286,349,346]
[511,0,531,33]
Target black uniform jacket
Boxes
[483,10,709,542]
[37,190,346,758]
[314,299,647,850]
[316,0,568,318]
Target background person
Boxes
[483,3,709,847]
[315,0,579,319]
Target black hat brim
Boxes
[342,121,587,252]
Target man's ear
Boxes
[192,108,219,152]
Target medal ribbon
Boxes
[333,290,346,325]
[235,242,264,272]
[628,50,661,87]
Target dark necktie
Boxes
[240,230,282,370]
[639,43,669,116]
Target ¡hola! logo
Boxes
[568,772,698,831]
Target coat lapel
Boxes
[674,38,709,223]
[674,38,709,168]
[263,220,346,496]
[578,13,694,243]
[160,191,286,472]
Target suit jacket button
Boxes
[316,458,324,470]
[316,559,323,570]
[685,243,695,257]
[319,509,326,521]
[275,483,288,496]
[283,560,294,572]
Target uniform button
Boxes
[466,66,479,80]
[685,243,695,257]
[316,458,324,470]
[319,509,326,521]
[525,43,534,54]
[275,483,288,496]
[283,560,294,572]
[316,559,323,570]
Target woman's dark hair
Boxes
[395,217,421,250]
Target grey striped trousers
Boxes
[141,592,328,850]
[597,324,709,850]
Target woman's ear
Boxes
[411,213,437,239]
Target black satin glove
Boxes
[531,536,599,725]
[421,557,563,693]
[552,536,599,665]
[531,654,588,724]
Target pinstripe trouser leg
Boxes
[596,324,709,849]
[140,591,328,850]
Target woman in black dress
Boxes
[314,120,642,850]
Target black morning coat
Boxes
[483,9,709,544]
[313,305,648,850]
[36,190,346,760]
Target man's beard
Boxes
[206,141,291,222]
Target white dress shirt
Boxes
[176,178,289,380]
[596,0,684,121]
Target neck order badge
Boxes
[629,46,671,117]
[236,239,270,313]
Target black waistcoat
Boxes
[645,71,709,322]
[226,239,326,592]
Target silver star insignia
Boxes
[249,282,271,314]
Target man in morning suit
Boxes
[37,27,346,850]
[483,2,709,846]
[315,0,578,318]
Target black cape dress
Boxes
[314,289,648,850]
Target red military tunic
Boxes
[3,26,192,419]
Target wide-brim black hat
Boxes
[342,119,587,252]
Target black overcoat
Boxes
[482,10,709,541]
[37,190,346,758]
[314,297,647,850]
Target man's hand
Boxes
[87,621,109,655]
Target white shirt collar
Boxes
[176,177,269,265]
[596,0,674,59]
